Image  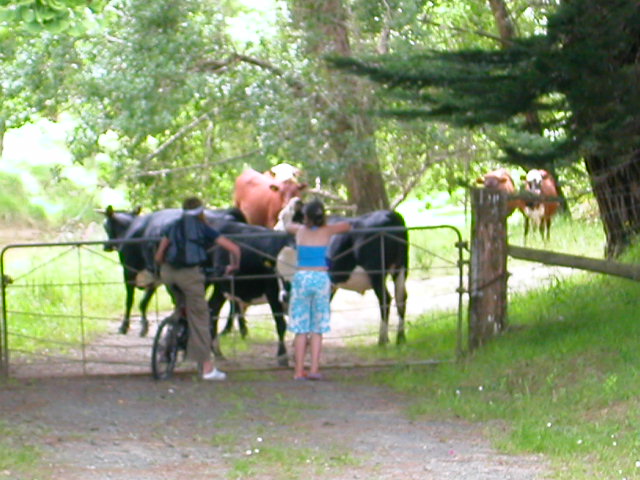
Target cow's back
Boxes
[234,168,306,228]
[327,210,408,284]
[234,169,277,227]
[353,210,408,270]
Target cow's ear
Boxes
[499,176,508,183]
[269,184,280,192]
[541,170,550,179]
[298,183,308,191]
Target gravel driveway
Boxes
[0,237,567,479]
[1,370,550,480]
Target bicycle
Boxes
[151,311,189,380]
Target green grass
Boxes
[0,421,41,478]
[1,243,173,355]
[229,443,359,480]
[506,212,605,258]
[370,233,640,479]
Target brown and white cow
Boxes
[234,166,307,228]
[521,169,560,241]
[476,168,525,217]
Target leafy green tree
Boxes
[0,0,560,217]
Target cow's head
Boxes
[273,197,305,231]
[522,169,546,196]
[266,163,302,183]
[477,169,511,190]
[268,180,308,218]
[100,205,141,251]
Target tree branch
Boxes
[133,149,261,179]
[390,148,471,209]
[197,52,331,108]
[377,0,392,55]
[141,108,216,165]
[421,18,504,44]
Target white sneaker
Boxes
[202,368,226,381]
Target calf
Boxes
[476,168,525,217]
[521,169,560,241]
[208,221,294,366]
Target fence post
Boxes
[468,188,508,350]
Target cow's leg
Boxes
[119,281,135,335]
[221,300,249,338]
[371,274,392,346]
[544,217,551,242]
[237,303,249,338]
[523,216,530,245]
[393,267,408,345]
[537,218,545,240]
[137,286,157,337]
[221,307,235,335]
[207,287,227,360]
[266,285,288,367]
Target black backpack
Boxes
[164,218,208,268]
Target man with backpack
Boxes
[154,197,241,380]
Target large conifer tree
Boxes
[331,0,640,256]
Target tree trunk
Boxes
[290,0,389,213]
[487,0,515,46]
[585,153,640,258]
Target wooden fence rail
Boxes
[468,187,640,352]
[508,245,640,281]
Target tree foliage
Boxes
[1,0,570,216]
[330,0,640,255]
[0,0,105,34]
[331,1,639,168]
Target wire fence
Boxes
[0,225,468,379]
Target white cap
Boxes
[183,205,204,216]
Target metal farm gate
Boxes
[0,225,468,379]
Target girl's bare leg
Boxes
[309,333,323,376]
[293,334,308,378]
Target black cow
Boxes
[102,206,154,336]
[277,208,409,346]
[327,210,409,346]
[208,221,294,367]
[102,206,245,337]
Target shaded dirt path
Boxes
[1,371,550,480]
[0,228,568,479]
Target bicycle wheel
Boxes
[151,316,183,380]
